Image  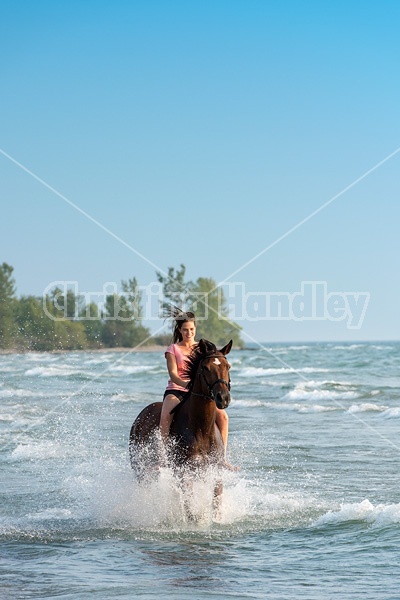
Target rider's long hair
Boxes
[163,304,196,343]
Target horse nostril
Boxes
[216,392,230,409]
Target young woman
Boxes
[159,309,232,467]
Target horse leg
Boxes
[212,478,223,516]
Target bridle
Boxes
[191,354,231,401]
[169,352,231,415]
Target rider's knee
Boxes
[161,395,178,420]
[217,409,228,425]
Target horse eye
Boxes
[203,365,210,372]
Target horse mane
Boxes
[182,339,217,392]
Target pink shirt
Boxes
[165,343,189,391]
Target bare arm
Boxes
[166,352,189,388]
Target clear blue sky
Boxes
[1,1,399,343]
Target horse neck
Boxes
[186,377,216,432]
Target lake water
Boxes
[1,342,399,599]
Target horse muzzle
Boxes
[215,390,231,410]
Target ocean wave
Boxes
[232,399,339,412]
[347,403,387,413]
[295,404,338,413]
[284,388,358,402]
[228,357,243,365]
[83,357,115,365]
[24,353,60,363]
[233,379,288,388]
[331,344,365,350]
[11,441,70,460]
[24,366,91,378]
[238,366,330,377]
[0,366,19,373]
[0,388,42,398]
[28,508,75,521]
[111,392,143,403]
[232,399,271,408]
[380,407,400,419]
[0,413,14,422]
[371,345,395,351]
[313,499,400,528]
[108,365,156,375]
[286,345,310,351]
[300,379,353,388]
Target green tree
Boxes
[156,264,192,314]
[79,301,104,348]
[188,277,244,348]
[0,263,17,349]
[16,294,88,351]
[15,295,55,351]
[53,319,88,350]
[65,289,79,318]
[157,265,244,348]
[101,278,150,348]
[121,277,151,346]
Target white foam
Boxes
[347,403,386,413]
[111,393,142,403]
[83,357,114,365]
[284,388,358,402]
[24,353,59,362]
[63,462,254,529]
[371,345,394,351]
[286,345,310,351]
[108,365,155,375]
[0,388,41,398]
[11,441,70,460]
[24,366,84,377]
[0,413,14,422]
[233,399,271,408]
[313,499,400,528]
[28,508,75,521]
[301,379,353,388]
[238,366,330,377]
[232,399,339,413]
[332,344,364,350]
[296,404,338,413]
[380,407,400,419]
[55,442,324,533]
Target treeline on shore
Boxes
[0,263,244,352]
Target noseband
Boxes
[192,354,231,401]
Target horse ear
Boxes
[198,339,208,354]
[220,340,233,355]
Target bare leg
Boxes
[215,409,238,470]
[160,394,180,442]
[215,408,229,454]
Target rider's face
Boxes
[180,321,196,343]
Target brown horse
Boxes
[129,339,232,506]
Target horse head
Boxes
[196,339,233,409]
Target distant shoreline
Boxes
[0,345,166,356]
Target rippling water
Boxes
[1,342,399,599]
